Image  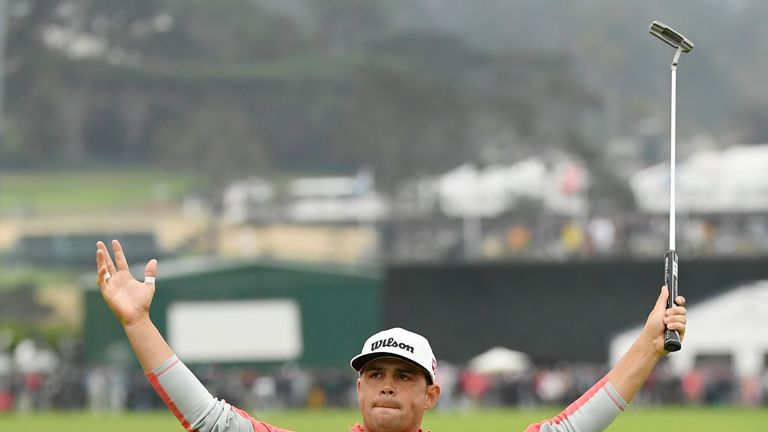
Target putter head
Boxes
[649,21,694,53]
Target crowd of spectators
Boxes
[2,337,767,414]
[387,213,768,262]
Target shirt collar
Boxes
[350,425,426,432]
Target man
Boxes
[96,239,687,432]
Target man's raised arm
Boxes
[96,240,290,432]
[526,285,687,432]
[607,285,686,402]
[96,240,170,371]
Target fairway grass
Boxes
[1,407,766,432]
[0,169,198,214]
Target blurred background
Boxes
[1,0,767,417]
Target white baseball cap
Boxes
[350,327,437,384]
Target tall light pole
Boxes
[0,0,7,207]
[0,0,7,156]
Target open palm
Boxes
[96,240,158,327]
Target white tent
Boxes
[468,346,531,376]
[631,144,768,213]
[609,280,768,377]
[437,164,513,218]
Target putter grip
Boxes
[663,250,681,352]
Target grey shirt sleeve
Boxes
[147,355,270,432]
[525,376,629,432]
[147,355,625,432]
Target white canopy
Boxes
[468,346,532,376]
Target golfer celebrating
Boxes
[96,239,687,432]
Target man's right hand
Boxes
[96,240,158,327]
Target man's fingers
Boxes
[666,322,686,333]
[96,243,104,268]
[97,264,110,290]
[655,285,670,310]
[666,305,687,316]
[664,314,686,325]
[112,239,130,272]
[664,301,687,338]
[144,259,157,284]
[97,241,117,274]
[96,247,104,273]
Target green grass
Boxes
[0,169,198,213]
[1,407,766,432]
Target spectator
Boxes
[588,217,617,255]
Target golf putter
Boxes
[649,21,693,352]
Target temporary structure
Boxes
[468,346,532,376]
[609,280,768,377]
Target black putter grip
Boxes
[663,250,682,352]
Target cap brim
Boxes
[351,352,433,384]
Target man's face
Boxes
[356,357,441,432]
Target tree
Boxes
[151,95,270,251]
